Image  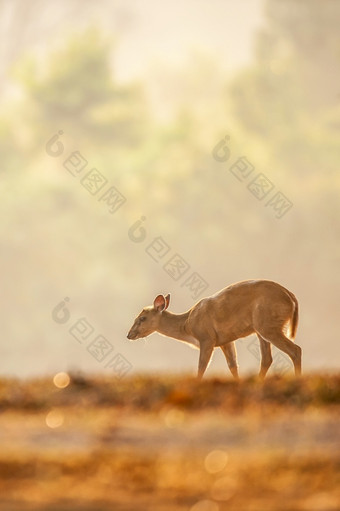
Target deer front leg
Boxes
[220,342,239,380]
[197,343,214,380]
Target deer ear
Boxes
[153,295,166,312]
[164,294,170,310]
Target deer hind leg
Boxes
[258,328,302,376]
[257,334,273,379]
[220,342,239,380]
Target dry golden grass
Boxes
[0,374,339,511]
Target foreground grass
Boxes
[1,373,340,411]
[0,374,339,511]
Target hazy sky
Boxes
[111,0,265,81]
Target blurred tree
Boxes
[0,0,133,93]
[228,0,340,321]
[16,27,149,147]
[230,0,340,178]
[262,0,340,109]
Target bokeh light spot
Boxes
[53,372,70,389]
[46,410,64,429]
[211,475,238,501]
[204,449,229,473]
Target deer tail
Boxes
[288,291,299,340]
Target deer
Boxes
[127,280,301,379]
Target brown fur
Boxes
[127,280,301,379]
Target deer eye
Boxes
[140,316,146,322]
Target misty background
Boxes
[1,0,339,378]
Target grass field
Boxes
[0,374,339,511]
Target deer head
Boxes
[127,294,170,340]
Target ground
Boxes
[0,374,339,511]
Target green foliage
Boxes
[16,27,149,146]
[230,0,340,182]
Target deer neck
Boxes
[157,310,194,343]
